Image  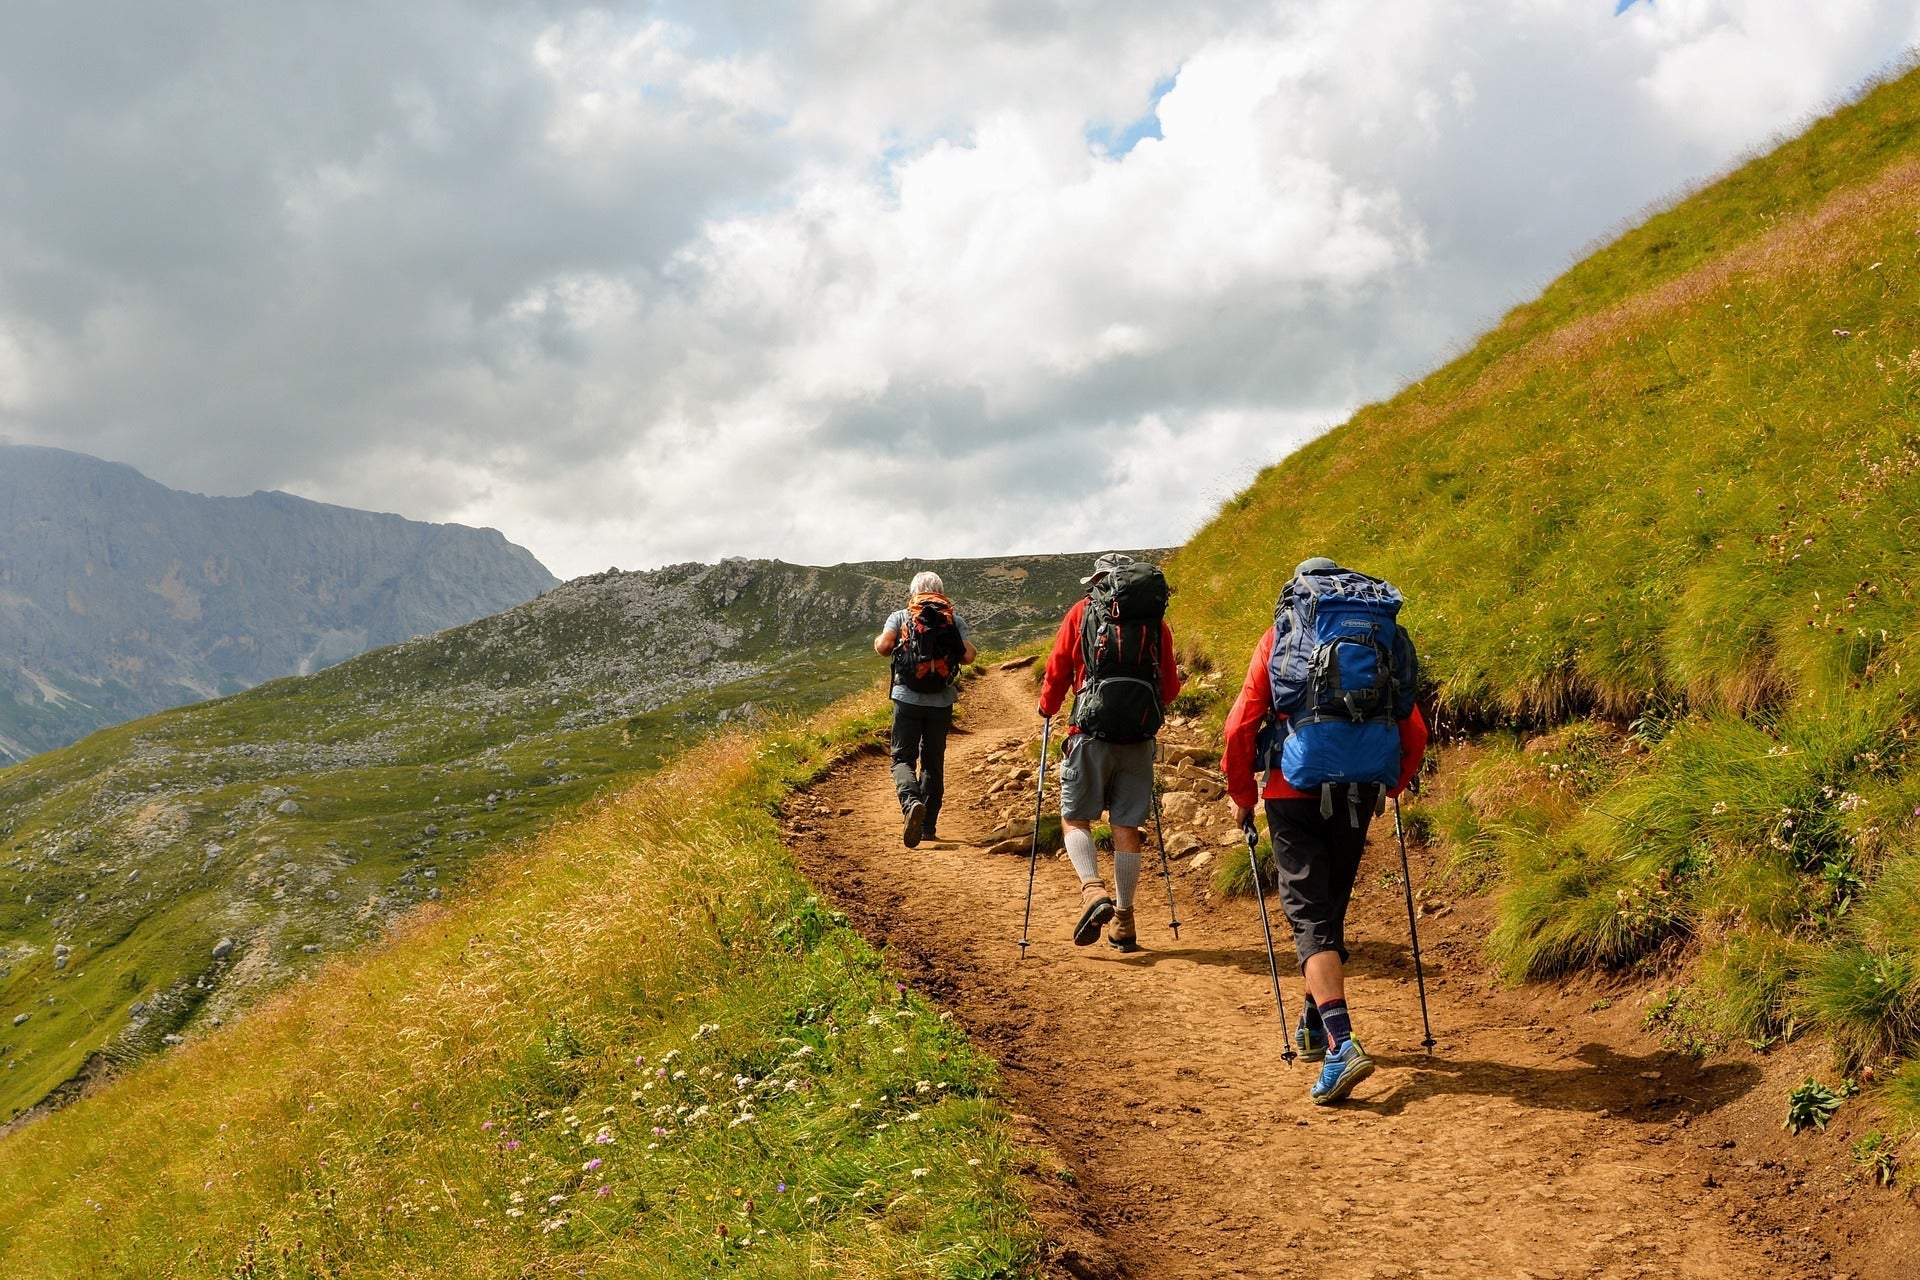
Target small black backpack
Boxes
[892,593,967,694]
[1071,563,1170,742]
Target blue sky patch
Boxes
[1087,74,1175,157]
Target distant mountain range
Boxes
[0,444,559,761]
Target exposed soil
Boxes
[784,667,1920,1280]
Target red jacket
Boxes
[1036,598,1183,733]
[1222,626,1428,809]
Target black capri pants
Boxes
[1265,784,1379,969]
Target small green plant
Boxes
[1212,837,1274,900]
[1397,806,1436,844]
[1167,684,1222,718]
[1783,1077,1844,1134]
[1851,1130,1899,1186]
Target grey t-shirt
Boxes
[885,607,972,708]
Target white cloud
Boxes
[1,1,1915,578]
[1626,0,1920,151]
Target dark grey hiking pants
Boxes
[890,701,952,827]
[1265,785,1378,968]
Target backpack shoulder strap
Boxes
[1078,595,1103,674]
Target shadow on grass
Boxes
[1349,1042,1763,1121]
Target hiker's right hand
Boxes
[1230,801,1252,828]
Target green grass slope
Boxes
[0,701,1042,1277]
[0,552,1125,1126]
[1171,63,1920,1118]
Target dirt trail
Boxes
[786,669,1820,1280]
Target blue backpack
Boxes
[1261,566,1417,816]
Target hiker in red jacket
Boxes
[1221,557,1428,1103]
[1037,553,1182,951]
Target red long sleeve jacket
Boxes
[1036,598,1183,733]
[1222,625,1428,810]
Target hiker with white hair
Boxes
[875,570,977,847]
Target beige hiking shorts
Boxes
[1059,734,1156,828]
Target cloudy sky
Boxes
[1,2,1916,579]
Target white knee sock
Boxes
[1113,849,1141,910]
[1065,826,1100,885]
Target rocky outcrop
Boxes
[0,444,558,760]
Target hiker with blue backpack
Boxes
[1221,557,1428,1104]
[1037,553,1183,952]
[876,571,977,848]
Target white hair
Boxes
[910,570,944,596]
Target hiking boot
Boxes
[1310,1037,1374,1105]
[1293,1019,1328,1063]
[902,799,926,849]
[1072,881,1114,947]
[1107,907,1138,953]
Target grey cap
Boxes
[1293,556,1339,578]
[1081,552,1135,585]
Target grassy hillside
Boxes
[1170,63,1920,1126]
[0,699,1041,1277]
[0,551,1126,1125]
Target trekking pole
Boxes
[1017,717,1052,957]
[1241,818,1297,1066]
[1392,795,1438,1054]
[1149,777,1181,939]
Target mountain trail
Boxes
[784,668,1828,1280]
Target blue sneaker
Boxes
[1310,1038,1374,1105]
[1293,1020,1327,1063]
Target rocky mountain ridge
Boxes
[0,443,559,761]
